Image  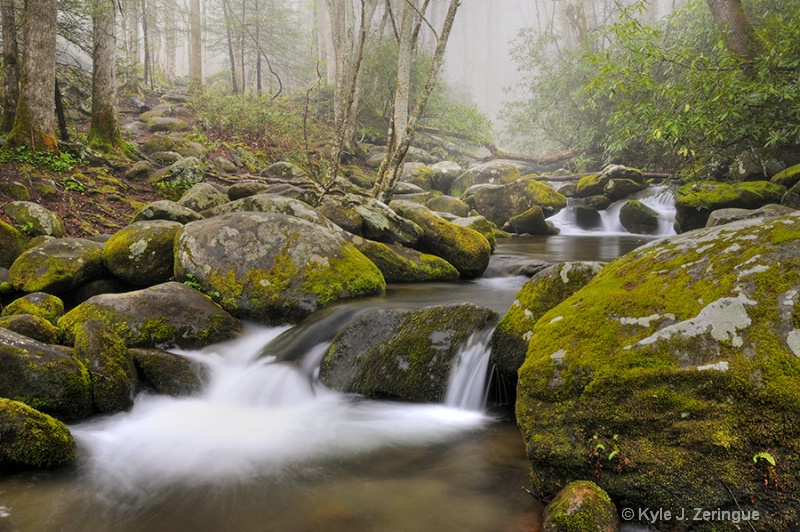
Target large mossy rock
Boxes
[0,314,58,344]
[131,200,204,224]
[344,194,423,246]
[174,212,386,323]
[576,165,643,198]
[0,398,77,470]
[705,204,795,228]
[319,303,497,402]
[452,216,497,253]
[2,201,66,237]
[430,161,463,193]
[177,183,229,212]
[103,220,183,286]
[473,177,567,227]
[352,236,459,283]
[509,206,559,235]
[618,200,660,234]
[208,193,327,226]
[400,162,434,190]
[0,328,92,420]
[1,292,64,325]
[491,262,603,388]
[8,238,106,295]
[542,481,620,532]
[58,282,242,349]
[130,348,207,396]
[783,181,800,209]
[389,201,491,279]
[771,162,800,189]
[425,195,470,217]
[73,321,136,413]
[0,220,27,268]
[516,212,800,528]
[675,181,786,232]
[449,161,521,197]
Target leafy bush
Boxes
[0,146,84,173]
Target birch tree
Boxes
[189,0,203,88]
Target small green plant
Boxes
[183,274,222,302]
[588,434,630,478]
[19,221,34,235]
[753,452,779,488]
[154,178,196,201]
[60,177,86,193]
[0,146,84,173]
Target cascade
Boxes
[444,330,494,411]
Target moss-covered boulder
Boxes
[576,165,643,198]
[430,161,463,193]
[675,181,786,232]
[259,161,309,181]
[575,205,602,230]
[0,328,92,420]
[509,206,559,235]
[400,162,434,190]
[320,303,497,402]
[0,220,27,269]
[783,180,800,210]
[0,314,58,344]
[473,177,567,227]
[516,212,800,528]
[452,216,497,253]
[131,200,204,224]
[174,212,386,323]
[102,220,182,286]
[177,182,229,212]
[317,197,364,235]
[542,481,620,532]
[491,262,603,389]
[1,292,63,325]
[2,201,65,237]
[228,181,270,200]
[449,161,521,197]
[352,236,459,283]
[73,321,136,413]
[425,195,470,217]
[603,178,645,202]
[771,162,800,189]
[0,398,76,470]
[389,200,491,279]
[151,156,205,190]
[344,194,423,246]
[146,116,188,132]
[8,238,106,295]
[141,133,183,155]
[130,348,207,396]
[124,160,155,181]
[207,193,328,226]
[618,200,660,234]
[0,181,30,200]
[58,282,242,349]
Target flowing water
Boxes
[0,198,676,531]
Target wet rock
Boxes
[575,205,602,230]
[73,321,136,413]
[320,303,497,402]
[576,165,643,198]
[543,481,620,532]
[130,348,207,396]
[8,238,106,295]
[0,398,77,469]
[102,220,183,286]
[352,237,459,283]
[452,216,496,253]
[619,200,660,234]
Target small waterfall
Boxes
[444,330,494,411]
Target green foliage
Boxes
[183,273,221,302]
[505,0,800,172]
[191,91,331,165]
[753,451,777,467]
[0,146,84,173]
[154,178,195,201]
[60,176,86,193]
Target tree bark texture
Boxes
[704,0,761,61]
[1,0,19,133]
[7,0,57,152]
[189,0,202,88]
[88,0,123,151]
[163,0,177,84]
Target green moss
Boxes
[0,398,77,469]
[0,219,28,268]
[575,173,604,197]
[543,481,618,532]
[770,163,800,188]
[516,214,800,525]
[73,321,135,413]
[354,238,459,283]
[1,292,64,324]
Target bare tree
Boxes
[705,0,761,61]
[372,0,460,202]
[88,0,125,153]
[6,0,58,152]
[1,0,19,133]
[189,0,203,88]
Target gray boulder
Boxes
[130,348,207,396]
[8,238,106,295]
[473,177,567,227]
[344,194,423,246]
[102,220,183,285]
[207,193,328,226]
[320,304,497,402]
[58,282,242,349]
[131,200,205,224]
[706,204,796,227]
[430,161,463,193]
[177,183,230,212]
[174,212,386,323]
[425,195,470,217]
[2,201,65,237]
[449,161,521,197]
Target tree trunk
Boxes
[141,0,151,88]
[0,0,19,133]
[88,0,124,153]
[6,0,58,152]
[163,0,177,85]
[704,0,761,61]
[255,0,262,96]
[221,0,239,93]
[189,0,202,88]
[372,0,460,202]
[125,0,140,91]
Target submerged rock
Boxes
[516,212,800,527]
[0,398,77,470]
[130,348,207,396]
[320,303,497,402]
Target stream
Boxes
[0,200,675,531]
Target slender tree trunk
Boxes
[342,0,378,149]
[221,0,239,93]
[54,78,68,141]
[88,0,124,152]
[372,0,460,202]
[126,0,140,91]
[164,0,177,85]
[705,0,761,61]
[7,0,58,152]
[188,0,202,88]
[1,0,19,133]
[141,0,151,88]
[255,0,262,96]
[239,0,245,93]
